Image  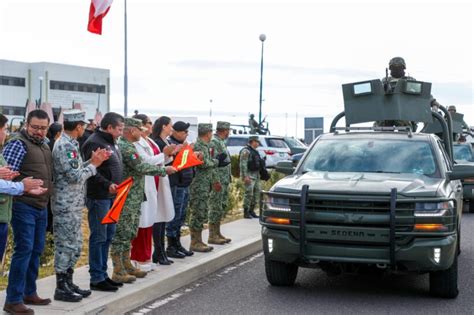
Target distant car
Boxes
[282,137,307,155]
[226,135,291,168]
[453,143,474,213]
[291,153,304,167]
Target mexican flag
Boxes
[87,0,113,35]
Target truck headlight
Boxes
[414,201,453,217]
[268,197,291,212]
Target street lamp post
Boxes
[38,76,44,107]
[258,34,266,127]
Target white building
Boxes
[0,59,110,124]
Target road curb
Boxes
[87,236,262,314]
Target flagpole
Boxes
[124,0,128,117]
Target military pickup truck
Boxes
[260,79,474,298]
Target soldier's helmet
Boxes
[250,114,255,118]
[389,57,406,69]
[448,105,457,112]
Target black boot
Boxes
[54,273,83,302]
[166,237,186,259]
[161,229,174,264]
[243,208,251,219]
[153,222,174,264]
[176,232,194,256]
[249,204,259,218]
[67,268,91,298]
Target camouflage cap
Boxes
[63,109,88,124]
[216,121,231,130]
[124,117,147,132]
[389,57,406,69]
[248,135,261,144]
[198,123,213,133]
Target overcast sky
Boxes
[1,0,472,137]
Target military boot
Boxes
[208,223,226,245]
[243,208,251,219]
[67,268,91,298]
[111,252,136,283]
[249,204,259,218]
[54,273,83,302]
[122,250,147,278]
[190,228,213,252]
[176,231,194,256]
[217,222,231,243]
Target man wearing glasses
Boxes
[2,109,53,314]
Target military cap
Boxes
[124,117,147,132]
[389,57,406,69]
[198,123,213,133]
[216,121,231,130]
[248,135,261,144]
[448,105,457,112]
[63,109,88,124]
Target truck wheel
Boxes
[429,254,459,298]
[265,258,298,286]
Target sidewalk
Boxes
[0,219,262,314]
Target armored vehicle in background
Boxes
[260,78,474,298]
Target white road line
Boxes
[133,252,263,313]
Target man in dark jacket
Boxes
[165,121,195,258]
[81,112,124,292]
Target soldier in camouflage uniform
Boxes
[240,136,261,219]
[111,118,175,283]
[52,110,110,302]
[188,123,226,252]
[376,57,417,129]
[208,121,232,245]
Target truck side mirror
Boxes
[447,164,474,181]
[276,161,295,175]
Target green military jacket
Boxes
[210,134,231,185]
[193,138,219,185]
[239,146,260,180]
[118,137,167,207]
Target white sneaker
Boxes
[149,262,158,271]
[132,260,152,272]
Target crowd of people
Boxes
[0,109,264,314]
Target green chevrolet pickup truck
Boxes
[260,79,474,299]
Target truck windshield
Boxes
[453,145,474,162]
[301,139,438,176]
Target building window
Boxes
[0,105,26,116]
[49,80,106,94]
[0,75,26,87]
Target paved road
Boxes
[131,215,474,315]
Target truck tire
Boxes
[265,258,298,286]
[429,253,459,298]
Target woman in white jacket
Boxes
[130,114,177,270]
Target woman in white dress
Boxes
[130,114,176,270]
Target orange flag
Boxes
[172,145,204,171]
[101,177,134,224]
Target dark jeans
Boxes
[6,202,47,304]
[152,222,166,262]
[166,186,190,238]
[0,223,8,264]
[86,198,115,284]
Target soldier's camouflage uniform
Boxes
[239,146,260,212]
[52,133,97,273]
[110,137,167,255]
[208,134,231,224]
[188,138,218,230]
